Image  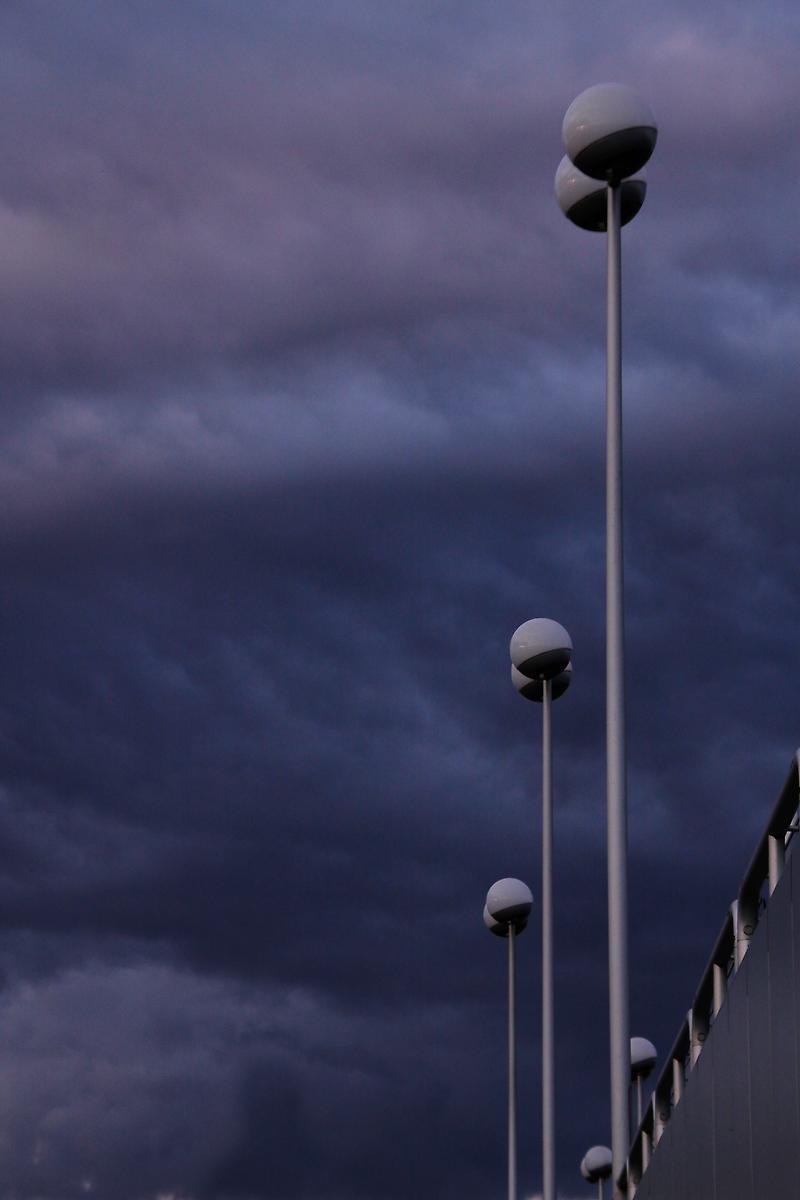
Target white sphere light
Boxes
[555,155,646,232]
[630,1036,658,1080]
[562,83,657,183]
[512,661,572,703]
[486,878,533,928]
[510,618,572,682]
[483,904,507,937]
[580,1145,613,1183]
[483,902,527,938]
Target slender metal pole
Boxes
[598,1180,604,1200]
[542,678,555,1200]
[508,923,517,1200]
[636,1075,643,1127]
[606,180,630,1198]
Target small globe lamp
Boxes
[631,1036,658,1125]
[581,1145,613,1200]
[486,877,534,929]
[562,83,656,183]
[510,617,572,681]
[512,662,572,703]
[555,156,646,233]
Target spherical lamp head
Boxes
[486,878,533,928]
[512,661,572,702]
[483,904,507,937]
[562,83,656,183]
[630,1036,658,1080]
[580,1145,613,1183]
[483,904,527,938]
[510,617,572,681]
[555,156,646,232]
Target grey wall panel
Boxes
[746,917,772,1197]
[640,1097,676,1200]
[634,1169,652,1200]
[662,1087,688,1200]
[680,1043,715,1200]
[765,868,800,1195]
[635,1163,660,1200]
[712,967,753,1200]
[639,1134,672,1200]
[791,844,800,1170]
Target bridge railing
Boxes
[618,749,800,1197]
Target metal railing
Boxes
[618,749,800,1197]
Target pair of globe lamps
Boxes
[554,82,657,232]
[484,877,533,938]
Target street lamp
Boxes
[510,617,573,1200]
[630,1036,658,1127]
[581,1145,613,1200]
[485,878,534,1200]
[556,83,657,1194]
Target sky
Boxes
[0,2,799,1198]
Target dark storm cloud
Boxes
[0,2,799,1199]
[0,1,794,408]
[0,964,246,1198]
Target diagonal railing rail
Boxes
[618,750,800,1197]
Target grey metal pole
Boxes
[542,678,555,1200]
[598,1180,604,1200]
[508,923,517,1200]
[606,180,630,1198]
[636,1075,643,1128]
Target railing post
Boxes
[733,898,756,969]
[626,1159,638,1199]
[671,1054,683,1105]
[768,833,785,895]
[712,962,727,1017]
[653,1082,669,1145]
[689,1006,707,1066]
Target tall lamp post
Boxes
[555,83,657,1195]
[485,878,534,1200]
[509,617,573,1200]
